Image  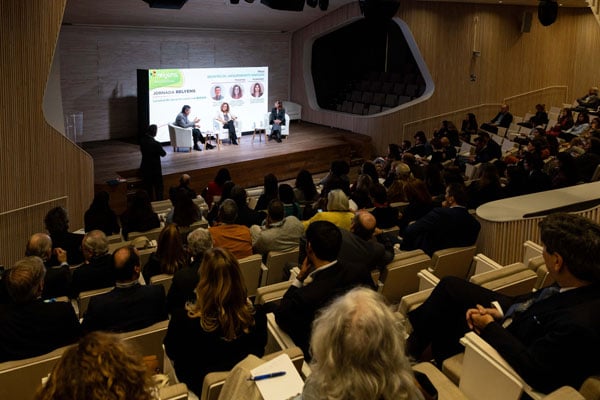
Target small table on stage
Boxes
[202,130,220,150]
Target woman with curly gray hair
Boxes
[301,287,424,400]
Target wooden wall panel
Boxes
[59,27,291,142]
[290,3,600,154]
[0,0,94,266]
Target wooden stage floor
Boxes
[83,122,371,211]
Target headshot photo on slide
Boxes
[251,82,263,98]
[212,85,224,101]
[231,84,243,99]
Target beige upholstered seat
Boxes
[237,254,263,297]
[262,247,299,286]
[168,123,193,152]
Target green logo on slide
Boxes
[149,69,183,90]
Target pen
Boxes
[247,371,286,381]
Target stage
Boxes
[83,122,372,213]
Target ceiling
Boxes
[62,0,589,34]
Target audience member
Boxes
[230,185,265,227]
[251,199,303,257]
[275,221,373,358]
[169,173,197,202]
[423,163,446,198]
[406,213,600,393]
[369,183,400,229]
[166,188,202,227]
[560,112,590,141]
[350,174,374,209]
[398,179,434,234]
[481,103,513,132]
[381,143,403,178]
[386,162,412,202]
[401,183,481,255]
[460,112,478,143]
[71,230,115,296]
[139,124,166,200]
[576,86,600,110]
[407,131,432,157]
[547,108,574,136]
[83,191,120,236]
[0,256,81,362]
[518,103,549,128]
[279,183,302,219]
[208,199,253,258]
[44,206,84,265]
[120,190,160,240]
[300,288,423,400]
[467,163,504,209]
[338,211,394,281]
[203,167,231,207]
[575,136,600,182]
[167,227,213,312]
[320,160,351,197]
[82,246,167,333]
[206,180,235,226]
[25,232,72,299]
[34,332,155,400]
[142,224,187,284]
[302,189,355,231]
[293,169,319,204]
[473,131,502,164]
[402,152,425,180]
[551,152,579,189]
[164,248,267,396]
[255,173,279,211]
[523,152,552,194]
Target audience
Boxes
[142,224,187,284]
[44,206,84,265]
[164,248,267,396]
[82,246,167,333]
[481,103,513,132]
[255,173,279,211]
[0,256,81,362]
[467,163,504,209]
[576,86,600,110]
[401,183,481,256]
[208,199,253,258]
[71,230,115,296]
[279,183,302,219]
[386,162,412,202]
[167,227,213,312]
[169,173,197,202]
[398,178,434,234]
[120,190,160,240]
[575,136,600,182]
[230,184,265,227]
[203,167,231,208]
[34,332,155,400]
[302,189,354,231]
[299,287,423,400]
[294,169,319,205]
[166,188,202,227]
[274,221,373,358]
[83,190,120,236]
[250,199,303,257]
[369,183,400,229]
[406,213,600,393]
[320,160,350,197]
[25,232,72,299]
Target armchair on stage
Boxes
[263,113,291,138]
[212,118,241,146]
[167,123,193,152]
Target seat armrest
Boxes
[418,269,439,291]
[398,288,433,318]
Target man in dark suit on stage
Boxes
[274,221,374,358]
[0,256,81,362]
[401,183,480,256]
[407,213,600,393]
[82,245,167,333]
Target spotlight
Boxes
[538,0,558,26]
[307,0,318,7]
[319,0,329,10]
[245,0,255,2]
[230,0,240,3]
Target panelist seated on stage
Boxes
[175,104,213,151]
[214,102,238,145]
[268,100,286,143]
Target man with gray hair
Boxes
[250,199,304,258]
[208,199,252,259]
[71,230,115,296]
[25,232,71,299]
[0,256,81,362]
[167,227,213,312]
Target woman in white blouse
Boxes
[215,102,238,145]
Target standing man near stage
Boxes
[140,124,166,201]
[269,100,286,143]
[175,105,213,151]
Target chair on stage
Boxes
[168,124,193,152]
[212,118,241,146]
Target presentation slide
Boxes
[147,66,269,142]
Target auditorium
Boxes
[1,0,600,398]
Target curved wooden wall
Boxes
[0,0,94,266]
[290,2,600,155]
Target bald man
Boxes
[337,211,394,289]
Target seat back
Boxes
[430,246,477,280]
[254,280,293,306]
[0,345,71,400]
[150,273,174,293]
[237,254,263,297]
[77,286,113,318]
[264,247,299,286]
[379,253,432,304]
[128,226,163,242]
[119,319,169,372]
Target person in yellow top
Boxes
[303,189,354,231]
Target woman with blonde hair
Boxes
[142,223,187,283]
[301,287,423,400]
[302,189,355,231]
[164,248,267,396]
[34,331,154,400]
